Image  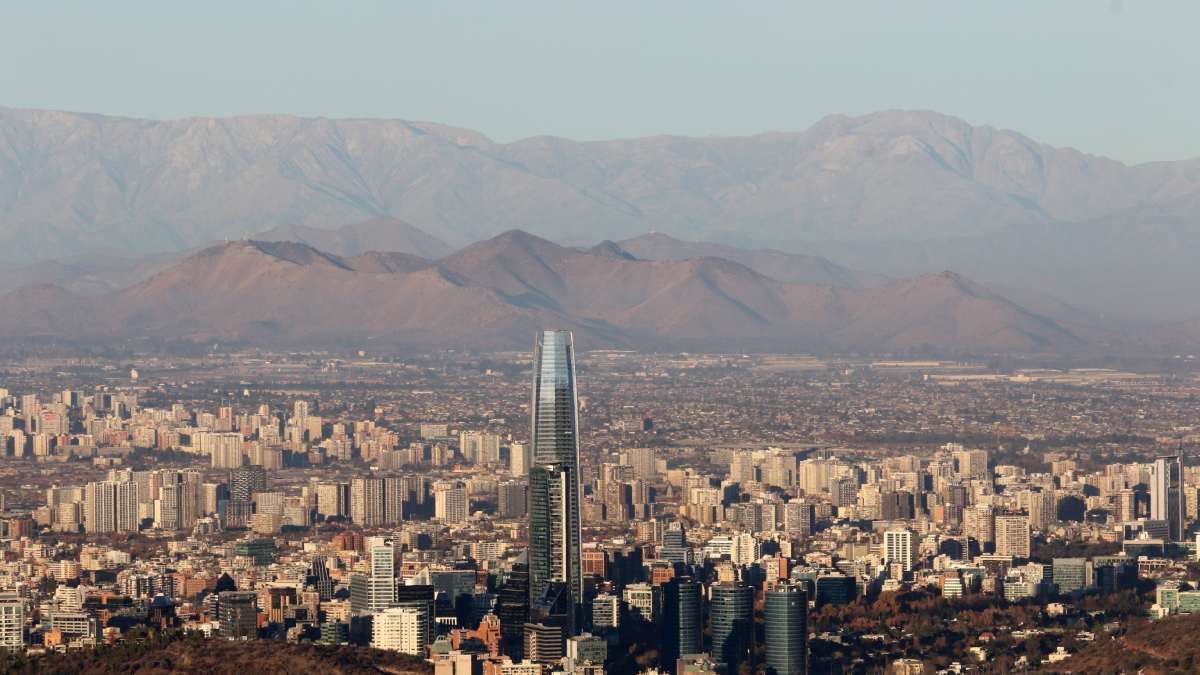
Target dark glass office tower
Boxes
[765,583,808,675]
[663,577,702,668]
[528,330,583,634]
[710,582,753,671]
[495,565,530,661]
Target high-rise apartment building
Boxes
[317,482,349,519]
[372,605,428,655]
[591,592,619,631]
[523,621,565,664]
[205,432,244,469]
[0,594,24,650]
[621,447,658,481]
[965,505,995,548]
[830,477,858,508]
[527,330,583,634]
[499,480,528,520]
[952,448,990,480]
[883,529,918,572]
[1025,489,1056,531]
[84,481,116,534]
[460,431,503,465]
[84,481,140,534]
[509,442,530,477]
[730,532,761,567]
[434,481,469,524]
[350,478,386,527]
[1116,488,1138,523]
[784,500,815,537]
[730,451,758,485]
[995,514,1031,559]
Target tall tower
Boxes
[1151,454,1184,541]
[765,583,808,675]
[528,330,584,634]
[711,582,754,671]
[662,577,702,667]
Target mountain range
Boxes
[0,230,1086,353]
[2,104,1199,343]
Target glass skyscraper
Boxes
[1150,454,1184,541]
[710,582,753,671]
[663,577,702,667]
[765,583,808,675]
[528,330,583,634]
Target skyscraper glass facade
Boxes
[765,583,808,675]
[663,578,702,666]
[710,582,753,670]
[528,330,583,634]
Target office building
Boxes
[523,622,565,664]
[566,632,607,666]
[495,566,530,661]
[229,466,267,503]
[1151,455,1184,541]
[350,539,396,614]
[527,330,584,634]
[765,583,808,675]
[1052,558,1091,595]
[218,592,258,639]
[662,578,702,667]
[710,582,753,671]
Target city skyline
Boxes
[0,348,1194,672]
[0,2,1194,672]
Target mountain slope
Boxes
[0,231,1082,353]
[0,251,185,296]
[254,216,452,258]
[1046,614,1200,674]
[809,191,1200,322]
[0,106,1195,254]
[4,106,1200,322]
[615,232,882,288]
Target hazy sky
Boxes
[3,1,1197,163]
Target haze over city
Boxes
[0,3,1197,675]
